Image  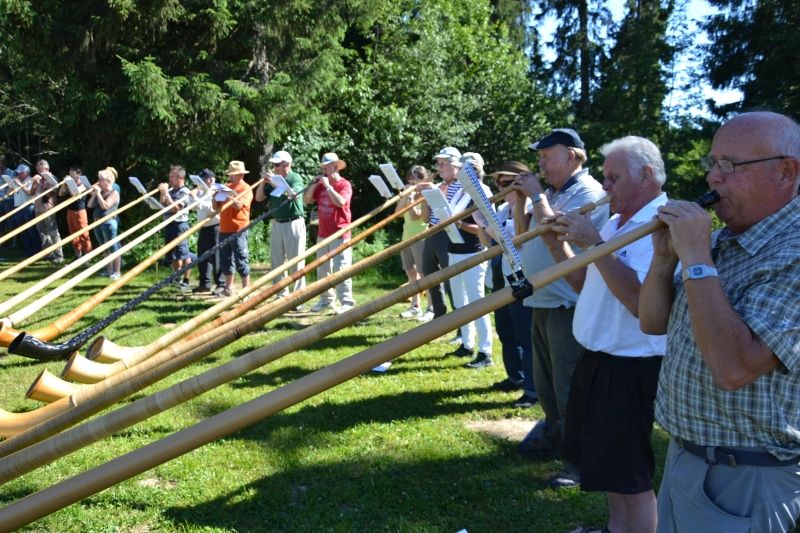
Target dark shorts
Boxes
[165,221,190,261]
[562,350,662,494]
[219,230,249,277]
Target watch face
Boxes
[690,266,704,277]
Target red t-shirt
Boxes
[219,180,253,233]
[313,177,352,239]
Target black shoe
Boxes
[518,437,559,459]
[465,352,493,369]
[492,379,523,392]
[192,285,211,294]
[513,393,538,408]
[448,344,474,358]
[547,469,580,489]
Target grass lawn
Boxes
[0,247,670,533]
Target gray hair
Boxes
[599,136,666,186]
[170,165,186,179]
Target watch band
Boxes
[682,263,719,281]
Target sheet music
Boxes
[129,176,165,210]
[189,174,211,193]
[379,163,406,190]
[63,177,80,196]
[212,182,234,202]
[368,175,392,199]
[267,174,291,197]
[421,188,464,244]
[78,175,92,190]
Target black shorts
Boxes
[165,221,190,261]
[562,350,662,494]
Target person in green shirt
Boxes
[255,150,306,299]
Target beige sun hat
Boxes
[224,160,250,175]
[320,152,347,171]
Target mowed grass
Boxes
[0,248,670,532]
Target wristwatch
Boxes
[681,263,719,281]
[532,193,545,204]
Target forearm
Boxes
[639,257,677,334]
[544,238,584,291]
[594,253,643,317]
[302,183,319,205]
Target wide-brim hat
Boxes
[224,160,250,175]
[320,152,346,170]
[529,128,585,150]
[490,161,530,178]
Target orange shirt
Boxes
[219,180,253,233]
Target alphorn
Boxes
[0,178,66,227]
[9,179,406,361]
[4,179,262,358]
[87,185,419,363]
[0,181,87,248]
[0,189,176,320]
[0,185,22,203]
[0,195,608,465]
[0,192,720,528]
[0,189,160,283]
[63,192,426,382]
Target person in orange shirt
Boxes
[213,160,253,298]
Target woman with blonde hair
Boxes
[87,166,121,279]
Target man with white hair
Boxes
[255,150,306,300]
[32,159,63,263]
[640,111,800,532]
[548,136,669,533]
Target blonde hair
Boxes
[98,166,118,183]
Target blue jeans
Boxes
[219,230,250,277]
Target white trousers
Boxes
[270,218,306,295]
[449,252,492,353]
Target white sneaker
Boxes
[371,361,392,373]
[449,335,463,345]
[108,272,121,280]
[399,305,421,319]
[337,304,355,315]
[310,300,333,313]
[417,310,434,323]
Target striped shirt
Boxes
[428,181,462,225]
[656,195,800,460]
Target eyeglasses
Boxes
[700,155,787,174]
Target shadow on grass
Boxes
[161,453,602,533]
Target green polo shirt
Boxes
[268,170,305,220]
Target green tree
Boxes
[703,0,800,118]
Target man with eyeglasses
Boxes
[255,150,306,302]
[639,111,800,532]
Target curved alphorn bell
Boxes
[0,193,720,528]
[26,370,80,404]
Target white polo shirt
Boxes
[573,193,668,357]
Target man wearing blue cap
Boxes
[513,128,608,488]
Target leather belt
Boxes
[674,437,799,467]
[276,216,301,223]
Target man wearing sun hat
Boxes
[214,160,253,298]
[255,150,307,300]
[303,152,355,313]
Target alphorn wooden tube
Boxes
[86,186,420,362]
[0,189,160,283]
[0,194,697,529]
[66,193,427,381]
[0,197,609,476]
[0,184,86,248]
[0,179,66,227]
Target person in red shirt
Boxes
[213,160,253,298]
[303,152,355,313]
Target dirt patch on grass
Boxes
[138,476,177,490]
[466,419,537,442]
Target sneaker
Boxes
[108,272,121,280]
[192,285,211,294]
[212,286,227,296]
[447,344,474,357]
[310,300,334,313]
[293,304,307,312]
[492,379,523,392]
[98,270,110,277]
[371,361,392,373]
[337,304,355,315]
[416,310,434,323]
[547,468,580,489]
[513,393,538,408]
[449,335,463,345]
[178,281,192,293]
[465,352,493,369]
[399,305,421,319]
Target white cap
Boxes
[269,150,293,165]
[433,147,462,165]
